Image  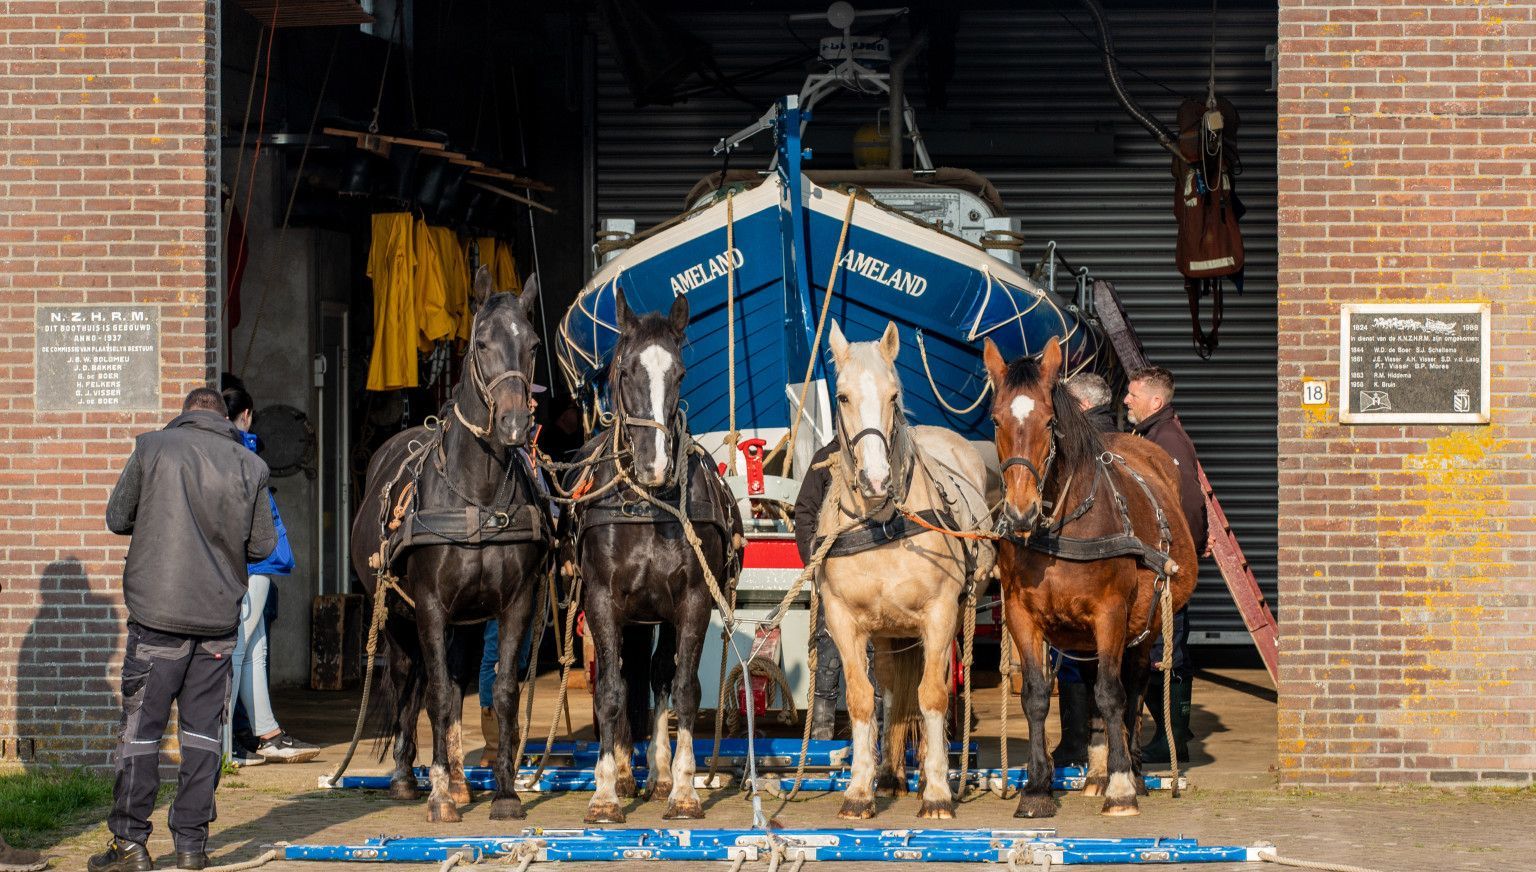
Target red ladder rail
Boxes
[1091,280,1281,687]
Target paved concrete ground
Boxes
[42,667,1535,871]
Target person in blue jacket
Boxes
[223,388,319,765]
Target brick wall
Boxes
[1277,1,1536,784]
[0,2,217,765]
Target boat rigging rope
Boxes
[780,191,859,473]
[916,329,992,416]
[725,190,740,475]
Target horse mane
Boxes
[1001,356,1103,480]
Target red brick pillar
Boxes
[1277,1,1536,784]
[0,2,218,765]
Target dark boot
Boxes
[176,851,210,870]
[1140,675,1192,765]
[0,835,47,872]
[87,839,153,872]
[1050,681,1091,765]
[810,693,837,741]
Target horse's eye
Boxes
[837,394,849,404]
[475,340,487,350]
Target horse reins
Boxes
[452,304,536,443]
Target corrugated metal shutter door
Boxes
[593,2,1278,641]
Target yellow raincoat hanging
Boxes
[365,213,417,391]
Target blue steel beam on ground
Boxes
[319,766,1183,794]
[273,829,1268,864]
[507,738,975,768]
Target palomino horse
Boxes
[350,267,552,822]
[982,337,1196,817]
[560,289,742,824]
[816,320,993,820]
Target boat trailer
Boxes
[275,828,1272,865]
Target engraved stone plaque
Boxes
[1339,303,1489,424]
[36,306,161,411]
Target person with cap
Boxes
[93,388,276,872]
[1124,365,1208,765]
[1043,372,1123,765]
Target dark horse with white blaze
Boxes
[560,289,742,824]
[983,337,1197,817]
[350,267,551,822]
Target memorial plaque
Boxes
[1339,303,1489,424]
[36,306,160,411]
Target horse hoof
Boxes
[490,797,526,820]
[585,802,626,824]
[427,801,461,823]
[917,799,955,820]
[616,775,639,799]
[663,798,704,820]
[1013,794,1058,819]
[837,798,876,820]
[387,780,420,802]
[1100,798,1141,817]
[648,781,674,801]
[449,784,472,806]
[1081,776,1108,797]
[874,773,907,797]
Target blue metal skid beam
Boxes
[275,828,1266,864]
[321,766,1183,794]
[510,738,975,768]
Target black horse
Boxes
[350,267,551,822]
[561,290,742,823]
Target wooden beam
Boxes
[466,179,556,215]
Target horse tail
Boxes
[367,611,425,762]
[885,642,927,765]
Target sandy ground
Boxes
[37,666,1535,871]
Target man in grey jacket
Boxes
[91,388,276,872]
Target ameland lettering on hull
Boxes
[840,249,928,297]
[670,248,745,295]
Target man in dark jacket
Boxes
[793,441,843,740]
[1124,365,1207,765]
[92,388,276,872]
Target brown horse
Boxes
[982,337,1196,817]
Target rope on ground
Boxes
[1157,577,1180,798]
[510,568,555,773]
[996,622,1016,799]
[323,570,408,787]
[509,841,540,872]
[785,583,820,800]
[1257,849,1387,872]
[437,850,469,872]
[201,849,280,872]
[527,574,583,785]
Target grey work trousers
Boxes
[108,621,236,853]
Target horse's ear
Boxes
[615,287,634,331]
[828,320,849,365]
[519,273,541,317]
[1041,336,1064,385]
[878,321,901,363]
[667,293,689,336]
[472,265,494,307]
[982,338,1007,387]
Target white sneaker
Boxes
[255,731,320,763]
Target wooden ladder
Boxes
[1091,280,1281,686]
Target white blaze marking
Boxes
[639,345,672,479]
[1010,394,1036,423]
[856,371,889,487]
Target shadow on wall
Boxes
[16,558,122,768]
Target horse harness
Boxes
[997,428,1179,651]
